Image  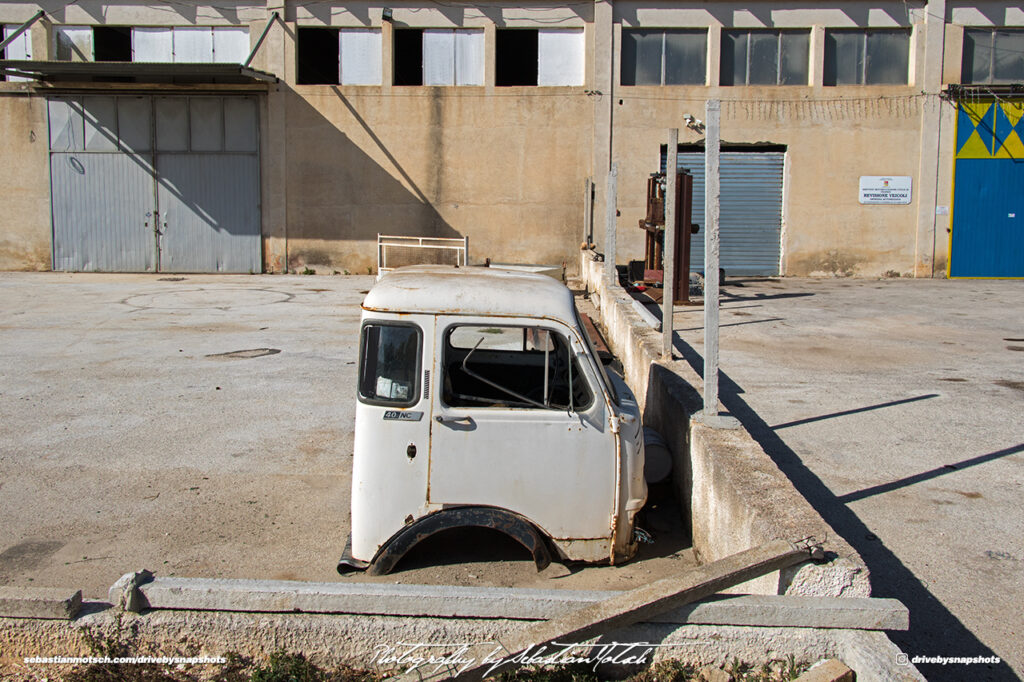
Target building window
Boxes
[621,29,706,86]
[297,28,339,84]
[2,24,34,81]
[393,28,484,86]
[721,29,809,85]
[496,28,584,86]
[94,27,132,61]
[962,28,1024,84]
[296,27,382,85]
[53,25,249,64]
[824,28,910,85]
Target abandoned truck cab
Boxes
[339,265,647,575]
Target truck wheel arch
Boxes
[364,507,554,576]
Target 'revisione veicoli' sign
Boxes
[859,176,912,205]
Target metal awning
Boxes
[0,60,277,85]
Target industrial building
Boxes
[1,0,1021,277]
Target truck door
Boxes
[350,316,434,560]
[428,318,616,543]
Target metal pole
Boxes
[662,129,678,359]
[0,10,45,54]
[605,162,618,284]
[243,11,280,68]
[583,178,594,247]
[703,100,721,418]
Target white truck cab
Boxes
[338,265,646,575]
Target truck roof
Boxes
[362,265,580,325]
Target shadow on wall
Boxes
[283,86,461,274]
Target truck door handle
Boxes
[435,415,472,424]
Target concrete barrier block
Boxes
[130,577,907,631]
[0,586,82,619]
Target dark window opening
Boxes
[823,29,910,85]
[496,29,538,86]
[359,323,421,406]
[93,26,132,62]
[720,30,809,86]
[394,28,423,85]
[962,28,1024,84]
[620,29,706,86]
[297,27,340,84]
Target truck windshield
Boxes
[358,323,421,406]
[443,325,593,411]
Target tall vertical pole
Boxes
[605,162,618,284]
[703,100,722,418]
[663,129,678,359]
[583,177,594,247]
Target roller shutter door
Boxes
[662,150,784,276]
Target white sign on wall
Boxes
[859,176,912,205]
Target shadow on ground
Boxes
[669,333,1018,681]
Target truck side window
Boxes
[443,325,593,411]
[359,323,421,406]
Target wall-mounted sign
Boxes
[859,176,912,205]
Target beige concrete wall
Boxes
[0,0,969,277]
[0,93,51,270]
[611,88,926,277]
[282,86,593,274]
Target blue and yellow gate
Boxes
[950,100,1024,278]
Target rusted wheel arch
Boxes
[366,506,554,576]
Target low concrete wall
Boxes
[580,254,870,597]
[0,605,921,681]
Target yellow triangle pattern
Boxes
[963,101,992,125]
[958,129,993,158]
[994,129,1024,160]
[1001,102,1024,128]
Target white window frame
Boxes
[423,28,484,86]
[538,28,585,86]
[340,28,382,85]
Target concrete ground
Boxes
[0,273,692,604]
[657,277,1023,681]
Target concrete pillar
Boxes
[260,7,291,273]
[913,0,946,278]
[706,24,722,86]
[703,100,721,417]
[591,0,614,256]
[30,17,51,60]
[483,22,496,90]
[381,19,394,92]
[808,26,825,87]
[605,163,618,282]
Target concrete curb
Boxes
[0,587,82,620]
[116,575,907,630]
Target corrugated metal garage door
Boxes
[48,95,260,273]
[661,150,785,276]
